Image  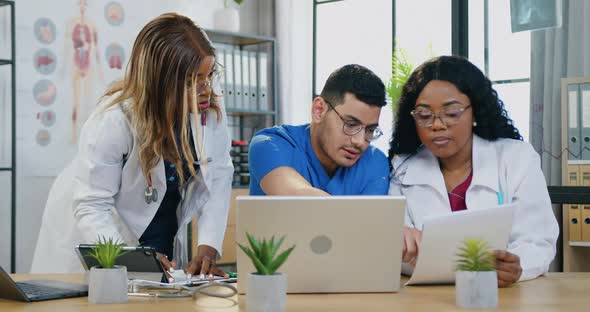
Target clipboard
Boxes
[75,244,163,273]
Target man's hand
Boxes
[493,250,522,287]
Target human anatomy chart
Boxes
[19,0,130,176]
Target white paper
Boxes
[406,204,515,285]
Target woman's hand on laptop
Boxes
[493,250,522,288]
[185,245,230,279]
[402,227,422,266]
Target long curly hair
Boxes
[102,13,221,185]
[388,55,522,163]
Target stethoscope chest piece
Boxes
[144,186,158,204]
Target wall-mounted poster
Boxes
[34,18,57,44]
[104,2,124,26]
[17,0,227,176]
[18,0,134,176]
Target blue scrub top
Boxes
[248,124,389,195]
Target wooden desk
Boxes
[2,273,589,311]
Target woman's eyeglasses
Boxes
[410,105,472,128]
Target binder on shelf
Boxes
[241,50,250,111]
[567,165,582,242]
[567,85,581,160]
[249,51,258,111]
[233,49,243,110]
[583,205,590,242]
[258,52,268,111]
[223,48,235,110]
[581,165,590,242]
[581,165,590,187]
[567,164,580,186]
[570,204,583,242]
[581,83,590,160]
[216,47,227,99]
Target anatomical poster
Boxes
[17,0,223,176]
[17,0,135,176]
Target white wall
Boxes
[276,0,313,126]
[7,0,268,273]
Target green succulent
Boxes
[387,45,414,113]
[455,238,496,272]
[225,0,244,8]
[238,233,295,275]
[85,236,127,269]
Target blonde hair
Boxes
[102,13,221,184]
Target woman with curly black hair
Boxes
[388,56,558,287]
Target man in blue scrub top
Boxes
[249,64,389,195]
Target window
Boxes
[396,0,452,66]
[469,0,531,140]
[314,0,393,94]
[313,0,393,152]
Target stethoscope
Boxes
[144,88,213,205]
[143,156,213,204]
[128,278,237,298]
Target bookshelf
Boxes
[189,29,277,264]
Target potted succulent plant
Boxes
[455,238,498,309]
[238,233,295,312]
[214,0,244,33]
[85,236,128,304]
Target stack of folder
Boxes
[565,82,590,243]
[231,140,249,186]
[215,45,269,112]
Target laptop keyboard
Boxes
[16,282,75,298]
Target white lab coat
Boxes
[389,135,558,282]
[31,96,234,273]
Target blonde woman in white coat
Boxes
[388,56,558,287]
[32,13,233,278]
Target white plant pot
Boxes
[213,7,240,33]
[455,271,498,309]
[246,272,287,312]
[88,265,128,304]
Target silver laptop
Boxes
[236,196,406,293]
[0,265,87,302]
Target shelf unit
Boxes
[560,77,590,272]
[0,0,16,273]
[206,28,277,189]
[189,29,277,264]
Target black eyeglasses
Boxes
[410,105,472,128]
[323,98,383,142]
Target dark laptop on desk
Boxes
[0,265,87,302]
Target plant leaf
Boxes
[260,239,271,267]
[238,243,269,275]
[246,232,261,258]
[270,235,286,261]
[267,245,296,274]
